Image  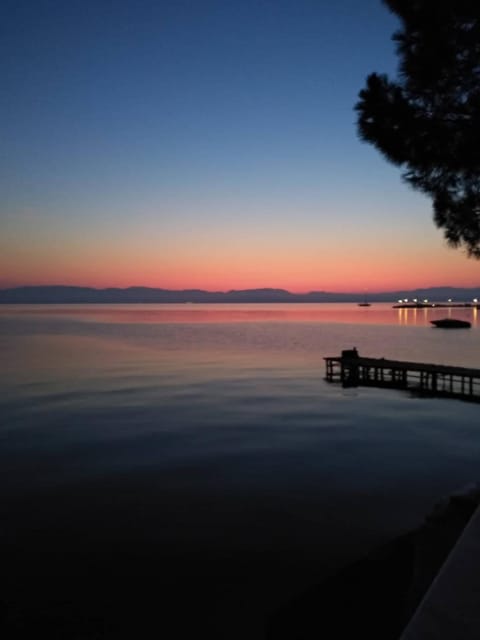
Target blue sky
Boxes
[2,0,479,291]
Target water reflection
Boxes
[1,301,479,638]
[1,302,478,327]
[396,305,477,327]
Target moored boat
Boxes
[430,318,471,329]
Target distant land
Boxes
[1,285,479,304]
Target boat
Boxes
[430,318,471,329]
[358,302,371,307]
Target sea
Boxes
[1,302,479,638]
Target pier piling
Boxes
[324,351,480,402]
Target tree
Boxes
[356,0,480,257]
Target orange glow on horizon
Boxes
[1,220,479,293]
[2,268,479,294]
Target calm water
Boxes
[1,303,479,637]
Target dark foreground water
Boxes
[1,304,479,637]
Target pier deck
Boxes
[324,351,480,402]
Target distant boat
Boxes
[430,318,471,329]
[358,294,371,307]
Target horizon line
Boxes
[2,283,480,295]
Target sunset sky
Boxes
[2,0,479,293]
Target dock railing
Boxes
[324,351,480,402]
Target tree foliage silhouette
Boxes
[356,0,480,257]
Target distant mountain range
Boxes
[1,285,479,304]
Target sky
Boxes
[1,0,479,293]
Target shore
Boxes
[1,487,478,639]
[267,486,480,639]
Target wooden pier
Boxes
[324,350,480,402]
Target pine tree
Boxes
[356,0,480,257]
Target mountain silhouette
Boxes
[1,285,479,304]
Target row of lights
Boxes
[397,298,478,304]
